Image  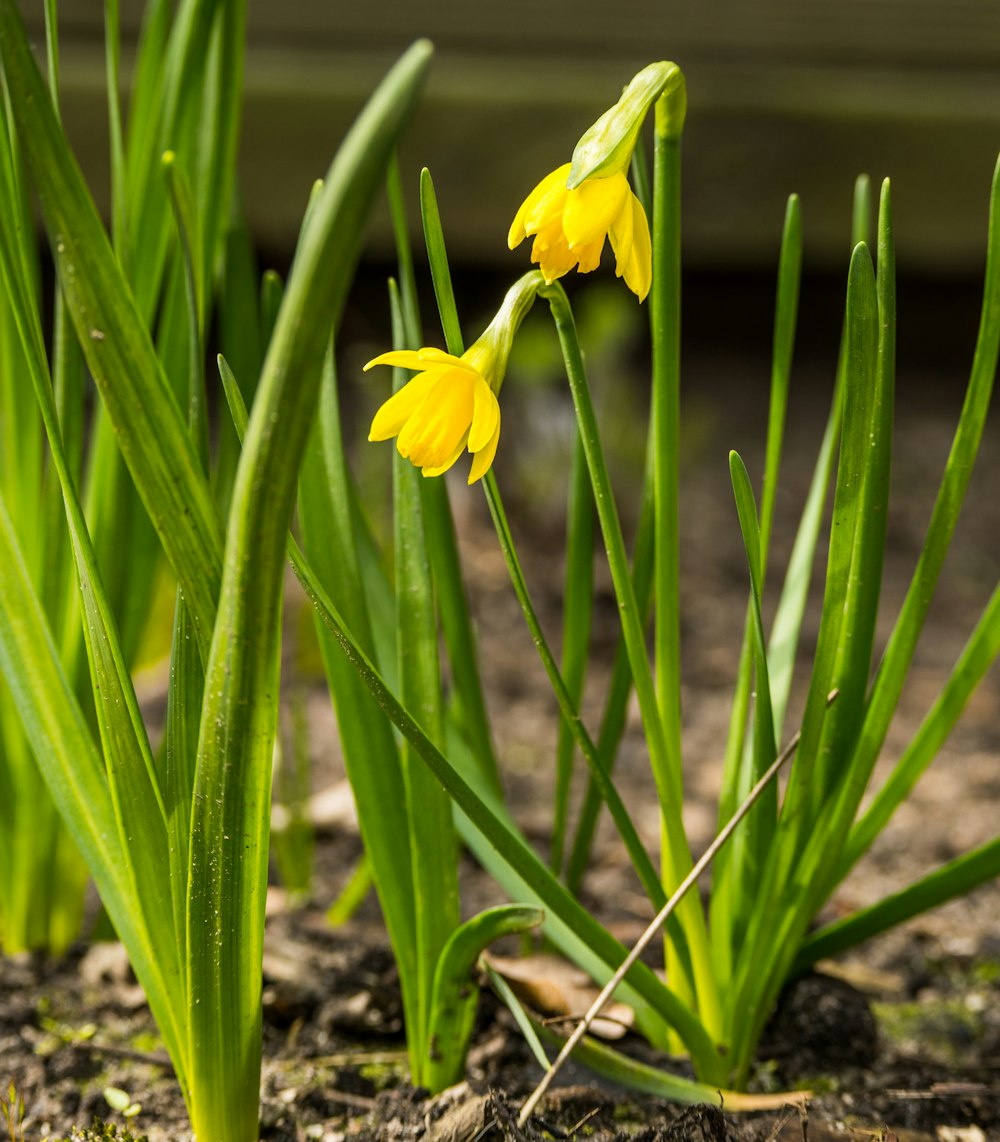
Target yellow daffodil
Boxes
[507,61,685,302]
[366,345,501,484]
[367,274,543,484]
[508,162,652,301]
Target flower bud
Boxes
[568,61,685,187]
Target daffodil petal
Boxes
[510,167,562,248]
[467,415,501,484]
[468,376,500,452]
[628,196,652,301]
[609,188,633,272]
[519,163,572,236]
[530,229,575,282]
[508,198,530,249]
[421,435,469,478]
[396,372,474,468]
[417,347,476,370]
[364,349,428,372]
[573,235,606,274]
[610,192,652,301]
[364,346,470,374]
[368,370,439,441]
[563,172,629,249]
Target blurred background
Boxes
[18,0,1000,550]
[19,0,1000,261]
[10,0,1000,467]
[19,0,1000,380]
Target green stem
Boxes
[650,98,693,1044]
[551,428,594,874]
[539,281,720,1040]
[651,116,683,806]
[482,473,670,918]
[565,421,656,894]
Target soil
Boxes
[3,282,1000,1141]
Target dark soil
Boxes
[3,316,1000,1141]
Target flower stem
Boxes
[481,472,673,918]
[651,116,683,802]
[652,98,723,1040]
[540,281,719,1038]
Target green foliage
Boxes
[365,76,1000,1097]
[0,2,433,1137]
[2,6,999,1131]
[1,1082,24,1142]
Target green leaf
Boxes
[223,347,418,1027]
[185,42,433,1141]
[0,497,187,1083]
[0,0,224,659]
[711,196,801,985]
[418,168,504,798]
[838,156,1000,838]
[388,165,467,1079]
[388,270,457,1079]
[425,905,543,1089]
[726,451,777,920]
[797,832,1000,969]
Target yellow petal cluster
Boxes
[366,347,501,484]
[508,163,652,301]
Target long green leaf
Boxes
[795,834,1000,969]
[418,168,504,798]
[388,273,457,1079]
[838,156,1000,822]
[0,0,224,658]
[184,43,433,1142]
[726,452,777,926]
[0,496,186,1081]
[387,166,463,1084]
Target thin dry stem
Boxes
[517,691,838,1128]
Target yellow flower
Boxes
[366,346,501,484]
[508,162,652,301]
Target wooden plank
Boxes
[14,2,1000,268]
[23,0,1000,66]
